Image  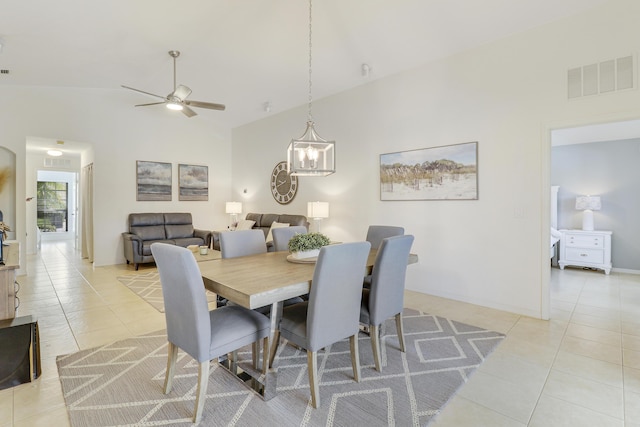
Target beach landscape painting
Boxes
[380,142,478,201]
[136,161,172,201]
[179,164,208,201]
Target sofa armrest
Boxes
[211,230,222,251]
[194,229,212,248]
[122,232,143,258]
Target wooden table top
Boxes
[199,249,418,310]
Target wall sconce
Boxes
[575,195,601,231]
[307,201,329,232]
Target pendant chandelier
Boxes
[287,0,335,176]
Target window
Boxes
[37,181,68,232]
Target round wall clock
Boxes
[270,161,298,205]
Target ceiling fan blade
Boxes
[181,106,198,118]
[121,85,166,100]
[135,101,166,107]
[172,84,192,101]
[185,100,226,111]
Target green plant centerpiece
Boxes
[287,232,331,259]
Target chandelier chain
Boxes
[308,0,313,122]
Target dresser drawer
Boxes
[565,247,604,264]
[565,234,603,248]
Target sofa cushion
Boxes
[173,237,205,247]
[130,213,165,227]
[245,213,262,226]
[235,219,256,230]
[166,224,194,239]
[164,212,193,225]
[279,214,308,227]
[266,222,289,243]
[261,214,280,228]
[132,225,166,241]
[142,239,174,256]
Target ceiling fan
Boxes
[122,50,225,118]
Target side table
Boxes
[558,229,612,274]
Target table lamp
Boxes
[307,201,329,233]
[575,195,601,231]
[225,202,242,228]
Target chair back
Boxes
[272,226,308,252]
[220,229,267,259]
[150,243,211,362]
[368,235,414,325]
[307,241,371,351]
[365,225,404,249]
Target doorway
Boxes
[36,170,78,244]
[545,117,640,319]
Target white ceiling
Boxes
[1,0,610,131]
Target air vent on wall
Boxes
[0,70,9,74]
[568,55,634,99]
[43,158,71,168]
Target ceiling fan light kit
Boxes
[122,50,225,117]
[287,0,336,177]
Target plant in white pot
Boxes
[287,232,331,259]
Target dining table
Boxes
[198,248,418,400]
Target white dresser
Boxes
[558,229,612,274]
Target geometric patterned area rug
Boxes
[56,308,504,426]
[117,271,218,313]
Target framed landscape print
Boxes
[178,164,208,201]
[136,161,172,201]
[380,142,478,201]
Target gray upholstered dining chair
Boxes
[150,243,270,424]
[272,225,308,252]
[360,234,414,372]
[219,229,267,259]
[363,225,405,287]
[365,225,404,249]
[273,241,371,408]
[219,228,303,313]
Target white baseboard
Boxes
[612,267,640,275]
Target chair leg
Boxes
[252,341,259,370]
[349,334,361,382]
[395,312,406,353]
[262,336,269,375]
[269,329,280,368]
[193,361,209,424]
[307,350,319,408]
[229,350,238,374]
[370,324,383,372]
[163,341,178,394]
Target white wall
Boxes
[232,0,640,318]
[0,86,233,268]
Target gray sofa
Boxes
[122,213,212,270]
[211,213,309,252]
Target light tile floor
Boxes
[2,240,639,426]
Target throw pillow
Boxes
[266,222,289,243]
[235,219,256,231]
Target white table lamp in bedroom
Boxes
[575,195,601,231]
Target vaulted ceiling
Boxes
[1,0,609,128]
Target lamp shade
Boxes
[225,202,242,214]
[307,201,329,219]
[575,196,601,211]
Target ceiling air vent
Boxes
[0,70,9,74]
[568,55,635,99]
[43,158,71,168]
